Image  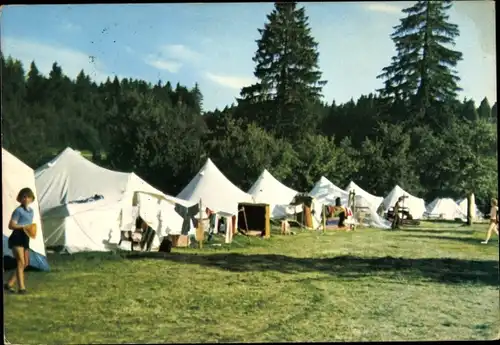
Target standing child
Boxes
[4,188,36,294]
[481,198,499,244]
[391,197,404,230]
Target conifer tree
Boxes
[239,2,326,137]
[477,97,491,120]
[377,0,463,110]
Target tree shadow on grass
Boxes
[405,234,488,246]
[126,252,499,287]
[395,229,476,235]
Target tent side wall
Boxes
[2,148,49,271]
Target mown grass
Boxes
[4,222,499,343]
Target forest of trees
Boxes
[2,1,498,212]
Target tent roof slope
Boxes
[345,181,384,208]
[310,176,348,195]
[309,176,349,205]
[425,197,466,220]
[383,185,426,219]
[248,169,298,205]
[176,158,253,215]
[35,147,130,212]
[35,147,166,213]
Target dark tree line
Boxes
[2,1,497,212]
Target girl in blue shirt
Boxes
[4,188,36,294]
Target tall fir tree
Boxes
[239,2,326,137]
[191,82,204,115]
[477,97,491,120]
[377,1,463,112]
[491,102,497,123]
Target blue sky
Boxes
[1,2,496,111]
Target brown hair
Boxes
[491,198,498,206]
[16,187,35,203]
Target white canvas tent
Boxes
[248,169,299,218]
[177,158,253,215]
[309,176,390,229]
[383,185,426,220]
[2,148,49,271]
[424,198,466,221]
[456,195,483,220]
[35,147,188,253]
[345,181,384,212]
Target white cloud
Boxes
[205,72,255,89]
[144,55,182,73]
[361,2,402,14]
[60,20,81,32]
[1,37,111,83]
[161,44,202,63]
[125,45,135,54]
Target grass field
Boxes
[4,222,499,343]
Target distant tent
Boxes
[425,198,466,221]
[456,195,483,220]
[345,181,384,212]
[35,147,188,253]
[248,169,299,218]
[177,158,253,215]
[310,176,390,229]
[383,185,426,220]
[2,148,50,271]
[310,176,350,206]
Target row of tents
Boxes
[2,147,482,272]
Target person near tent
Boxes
[333,197,347,228]
[4,188,36,294]
[481,198,499,244]
[139,218,156,252]
[391,197,404,230]
[218,217,226,234]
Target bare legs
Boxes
[482,222,499,244]
[7,247,27,290]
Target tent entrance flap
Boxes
[237,203,270,238]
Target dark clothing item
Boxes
[8,206,34,249]
[338,210,346,227]
[140,226,156,252]
[393,201,401,214]
[391,214,400,229]
[158,238,172,253]
[8,230,30,249]
[175,203,200,236]
[392,201,401,229]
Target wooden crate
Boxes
[169,235,190,248]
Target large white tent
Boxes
[345,181,384,212]
[2,148,49,271]
[177,158,253,215]
[35,147,188,253]
[309,176,390,229]
[456,195,483,220]
[425,198,466,221]
[383,185,426,219]
[248,169,299,218]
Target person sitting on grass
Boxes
[333,197,347,228]
[4,188,36,294]
[481,198,499,244]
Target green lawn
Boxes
[4,222,499,343]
